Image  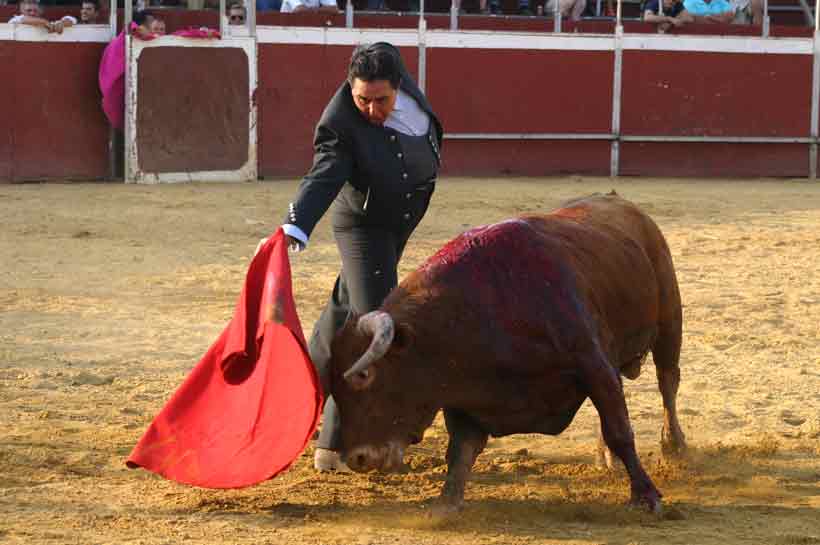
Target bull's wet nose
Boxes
[345,449,371,472]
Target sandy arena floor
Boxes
[1,177,819,545]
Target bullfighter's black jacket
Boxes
[283,43,443,238]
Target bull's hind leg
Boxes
[581,350,662,512]
[436,408,488,515]
[653,319,686,456]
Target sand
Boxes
[1,177,818,545]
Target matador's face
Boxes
[351,78,398,127]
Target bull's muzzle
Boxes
[344,442,405,473]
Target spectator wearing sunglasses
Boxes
[228,2,246,23]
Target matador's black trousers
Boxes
[310,187,432,451]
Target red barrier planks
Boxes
[621,50,812,138]
[620,142,809,178]
[0,42,13,181]
[8,42,109,181]
[442,140,611,176]
[427,48,613,135]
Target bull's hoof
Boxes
[630,491,663,515]
[426,500,463,519]
[661,428,687,458]
[660,439,687,460]
[595,446,616,470]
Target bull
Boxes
[327,192,686,514]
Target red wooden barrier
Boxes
[0,41,109,182]
[621,50,812,137]
[620,142,809,177]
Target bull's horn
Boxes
[343,311,395,380]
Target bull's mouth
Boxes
[343,441,406,473]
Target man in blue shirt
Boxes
[257,0,282,11]
[683,0,733,22]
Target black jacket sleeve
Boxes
[283,108,354,239]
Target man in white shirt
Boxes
[9,0,77,33]
[280,0,339,13]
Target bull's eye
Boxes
[357,370,369,380]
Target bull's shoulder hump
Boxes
[418,218,542,273]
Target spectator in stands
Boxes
[477,0,500,13]
[643,0,692,31]
[8,0,47,27]
[682,0,733,22]
[8,0,77,33]
[150,16,166,34]
[79,0,100,24]
[730,0,762,24]
[132,9,156,37]
[544,0,586,20]
[256,0,283,12]
[228,2,246,23]
[280,0,339,12]
[366,0,388,11]
[472,0,530,14]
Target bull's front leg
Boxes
[435,408,488,515]
[580,349,662,513]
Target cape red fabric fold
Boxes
[126,228,323,488]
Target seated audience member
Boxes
[280,0,339,13]
[643,0,692,31]
[132,9,156,37]
[544,0,586,20]
[256,0,282,11]
[478,0,501,13]
[150,16,166,34]
[8,0,49,29]
[366,0,389,11]
[682,0,733,22]
[8,0,74,32]
[473,0,531,14]
[730,0,762,24]
[228,2,246,24]
[79,0,100,24]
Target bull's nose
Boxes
[344,448,372,473]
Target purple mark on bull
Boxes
[420,218,589,354]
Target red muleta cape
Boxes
[126,228,323,488]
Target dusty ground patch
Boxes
[1,178,819,545]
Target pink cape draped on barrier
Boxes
[98,28,126,130]
[98,25,220,130]
[126,228,323,489]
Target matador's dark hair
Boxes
[348,43,403,89]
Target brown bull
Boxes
[328,192,686,514]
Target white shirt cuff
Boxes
[282,224,308,251]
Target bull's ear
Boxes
[391,322,415,354]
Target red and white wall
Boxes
[1,13,819,181]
